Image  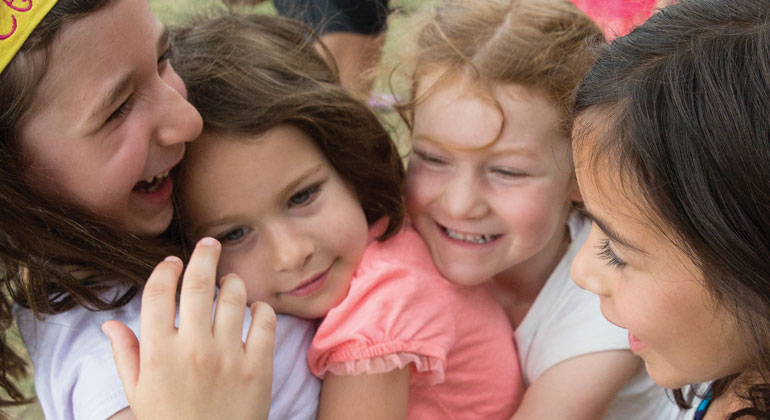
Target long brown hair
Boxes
[573,0,770,418]
[393,0,603,136]
[0,0,183,408]
[171,12,405,241]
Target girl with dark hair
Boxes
[571,0,770,418]
[0,1,318,418]
[171,12,524,420]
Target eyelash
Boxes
[106,99,133,123]
[414,149,447,165]
[217,227,248,245]
[159,47,173,65]
[105,48,173,125]
[597,239,627,269]
[490,167,527,178]
[289,183,322,208]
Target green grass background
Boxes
[6,1,426,418]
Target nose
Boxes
[153,71,203,147]
[571,228,612,297]
[266,224,315,273]
[439,172,488,219]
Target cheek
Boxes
[405,166,441,210]
[111,131,151,182]
[318,186,369,259]
[493,185,567,236]
[219,251,271,304]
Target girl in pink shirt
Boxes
[172,13,524,420]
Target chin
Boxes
[126,211,173,237]
[435,264,489,287]
[644,360,693,390]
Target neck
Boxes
[705,372,761,420]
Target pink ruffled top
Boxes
[307,225,523,419]
[571,0,657,40]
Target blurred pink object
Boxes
[571,0,656,40]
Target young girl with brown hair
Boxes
[394,0,677,418]
[169,12,524,419]
[571,0,770,418]
[0,1,318,418]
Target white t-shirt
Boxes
[15,290,320,420]
[515,212,679,420]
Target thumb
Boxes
[102,320,140,402]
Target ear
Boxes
[568,176,583,203]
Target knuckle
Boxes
[142,280,175,300]
[181,273,212,295]
[217,291,246,307]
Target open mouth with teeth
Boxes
[441,225,502,244]
[133,170,170,193]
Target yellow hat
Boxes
[1,0,59,74]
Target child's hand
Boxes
[102,238,275,420]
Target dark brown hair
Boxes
[171,12,405,240]
[573,0,770,418]
[393,0,603,136]
[0,0,185,408]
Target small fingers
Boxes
[178,238,221,335]
[141,256,183,342]
[102,320,140,402]
[213,274,248,346]
[244,302,276,375]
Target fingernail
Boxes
[199,237,220,248]
[164,255,182,263]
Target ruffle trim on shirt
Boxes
[319,352,445,386]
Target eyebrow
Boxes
[582,208,647,254]
[88,75,131,122]
[412,133,535,158]
[278,163,324,200]
[87,27,170,123]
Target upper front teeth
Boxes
[143,170,169,184]
[445,228,497,244]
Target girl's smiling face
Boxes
[570,126,750,388]
[406,70,580,286]
[181,125,369,319]
[18,0,203,237]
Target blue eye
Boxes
[596,239,627,269]
[289,184,321,207]
[218,227,247,244]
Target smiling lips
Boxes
[133,169,171,193]
[441,224,502,244]
[287,266,331,297]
